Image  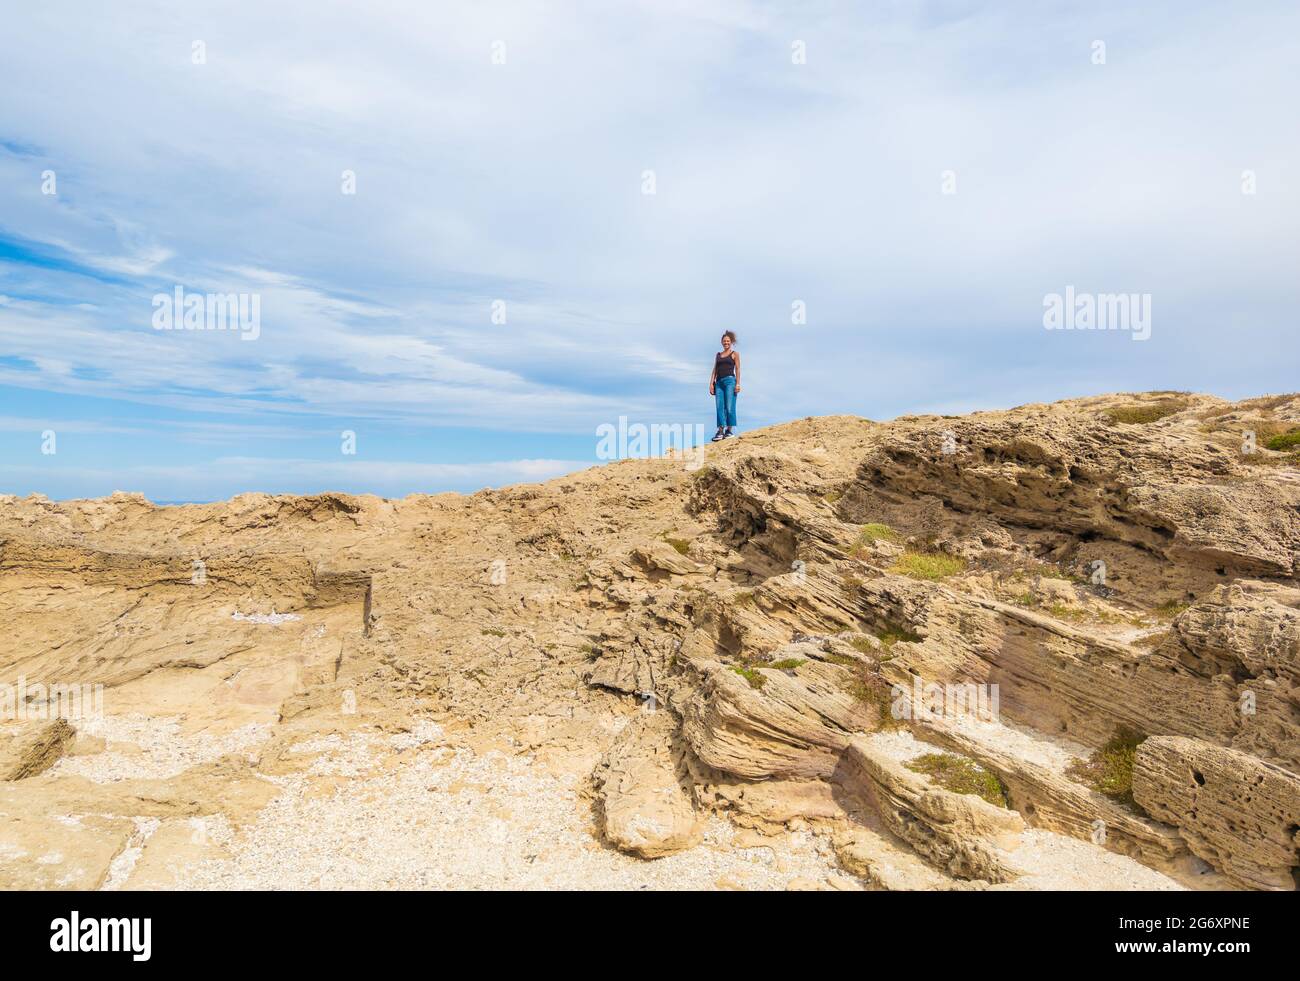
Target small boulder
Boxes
[593,712,702,859]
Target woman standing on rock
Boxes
[709,331,741,441]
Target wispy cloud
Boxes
[1,1,1296,499]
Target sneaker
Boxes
[723,427,735,438]
[711,428,725,442]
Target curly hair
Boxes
[721,330,737,344]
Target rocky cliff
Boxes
[2,391,1297,890]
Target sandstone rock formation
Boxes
[1133,736,1300,891]
[592,711,701,858]
[1,392,1297,889]
[838,737,1025,882]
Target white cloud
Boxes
[0,0,1296,477]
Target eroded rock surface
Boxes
[592,712,701,858]
[1133,736,1300,891]
[839,737,1025,882]
[2,392,1297,889]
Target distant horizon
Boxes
[3,2,1297,501]
[11,386,1294,503]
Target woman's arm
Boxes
[732,352,740,392]
[709,359,716,393]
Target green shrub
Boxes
[877,626,921,648]
[848,670,903,729]
[1043,603,1129,625]
[662,534,691,555]
[906,753,1008,808]
[851,523,900,556]
[858,522,899,544]
[1154,600,1189,620]
[1046,602,1085,622]
[766,658,805,670]
[1264,428,1300,451]
[848,634,872,652]
[891,551,966,580]
[732,666,766,689]
[1037,566,1081,581]
[1066,727,1146,807]
[1105,399,1188,425]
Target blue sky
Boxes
[1,1,1297,501]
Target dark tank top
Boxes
[715,351,736,379]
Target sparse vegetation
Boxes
[661,534,691,556]
[1265,428,1300,451]
[1201,417,1300,460]
[906,753,1008,808]
[847,634,875,655]
[1007,560,1081,583]
[1048,602,1087,621]
[877,625,921,648]
[891,551,966,580]
[766,658,805,671]
[1154,600,1190,620]
[1241,450,1300,468]
[1133,630,1169,650]
[1037,565,1084,582]
[22,387,1300,891]
[1043,603,1130,625]
[848,668,903,729]
[1051,602,1087,621]
[859,522,900,544]
[1105,399,1189,425]
[732,665,766,689]
[1239,420,1291,443]
[1239,394,1298,413]
[1066,727,1146,807]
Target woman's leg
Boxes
[724,377,737,428]
[715,378,729,429]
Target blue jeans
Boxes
[715,375,737,429]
